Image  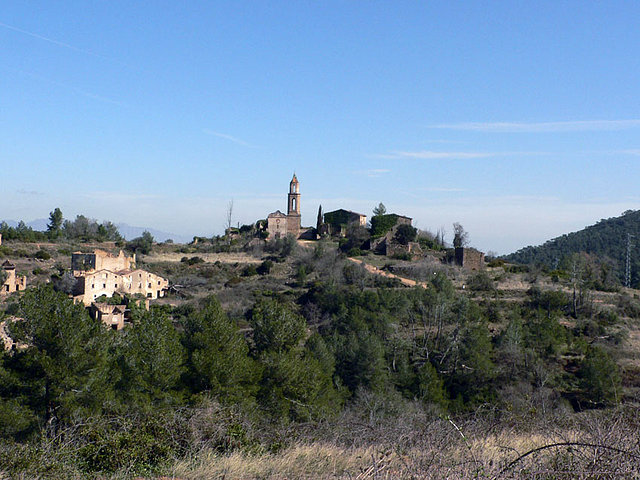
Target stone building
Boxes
[89,303,127,330]
[267,174,302,238]
[322,209,367,236]
[72,249,134,274]
[454,247,485,270]
[370,214,414,255]
[1,261,27,295]
[71,250,168,306]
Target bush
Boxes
[467,271,495,292]
[33,249,51,260]
[242,265,258,277]
[578,346,621,407]
[257,260,273,275]
[394,224,417,245]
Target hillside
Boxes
[504,209,640,287]
[3,233,640,478]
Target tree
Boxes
[578,346,621,406]
[4,286,112,429]
[316,205,323,232]
[116,307,184,407]
[249,298,341,420]
[46,208,63,238]
[225,199,234,237]
[126,230,154,255]
[249,298,306,353]
[452,222,469,248]
[372,202,387,217]
[394,224,417,245]
[183,297,258,403]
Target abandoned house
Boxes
[454,247,485,270]
[89,302,127,330]
[1,261,27,295]
[370,214,414,255]
[71,250,168,306]
[321,209,367,236]
[72,249,135,274]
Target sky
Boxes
[2,1,640,254]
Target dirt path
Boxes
[348,258,428,288]
[0,320,12,350]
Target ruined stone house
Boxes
[89,303,127,330]
[1,260,27,295]
[370,214,414,255]
[454,247,485,270]
[322,209,367,236]
[71,250,168,306]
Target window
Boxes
[103,284,106,288]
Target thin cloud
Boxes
[0,21,108,59]
[203,129,255,147]
[422,187,466,192]
[5,66,126,106]
[431,119,640,132]
[617,149,640,156]
[16,189,43,196]
[80,192,161,202]
[373,151,493,160]
[354,168,391,178]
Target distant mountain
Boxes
[115,223,192,243]
[503,210,640,286]
[1,219,49,230]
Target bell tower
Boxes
[286,173,301,235]
[287,174,301,216]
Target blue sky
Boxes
[2,2,640,253]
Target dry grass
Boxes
[144,252,263,265]
[166,405,640,480]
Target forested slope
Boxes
[504,209,640,287]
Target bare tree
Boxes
[452,222,469,248]
[225,199,234,231]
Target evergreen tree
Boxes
[183,297,258,403]
[5,286,113,429]
[116,307,184,408]
[46,208,63,239]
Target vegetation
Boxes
[1,209,640,478]
[504,209,640,287]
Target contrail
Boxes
[0,20,107,58]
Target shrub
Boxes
[33,249,51,260]
[242,265,258,277]
[257,260,273,275]
[467,271,495,292]
[394,224,417,245]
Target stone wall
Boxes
[454,247,485,271]
[72,250,134,273]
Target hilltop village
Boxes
[264,174,485,269]
[0,174,484,335]
[1,174,640,479]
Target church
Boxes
[266,174,302,238]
